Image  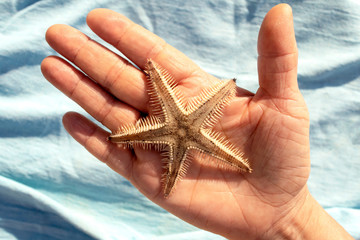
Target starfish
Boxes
[109,59,252,197]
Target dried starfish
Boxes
[109,59,251,197]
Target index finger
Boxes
[86,9,211,83]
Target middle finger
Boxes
[45,24,149,112]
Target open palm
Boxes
[42,4,311,240]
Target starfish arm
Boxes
[162,144,191,197]
[144,60,185,122]
[195,129,252,172]
[109,115,167,142]
[189,79,236,128]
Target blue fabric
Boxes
[0,0,359,239]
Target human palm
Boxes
[42,4,311,240]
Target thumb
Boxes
[257,4,299,99]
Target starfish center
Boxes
[177,128,187,137]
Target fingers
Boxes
[86,8,202,81]
[41,56,139,131]
[257,4,299,99]
[62,112,133,180]
[45,24,149,112]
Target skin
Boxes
[41,4,354,240]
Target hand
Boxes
[41,4,353,240]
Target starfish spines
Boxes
[201,87,235,129]
[200,128,251,171]
[111,115,164,140]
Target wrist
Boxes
[268,187,354,240]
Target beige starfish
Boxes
[109,59,252,197]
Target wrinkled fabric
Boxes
[0,0,359,239]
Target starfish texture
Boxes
[109,59,252,197]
